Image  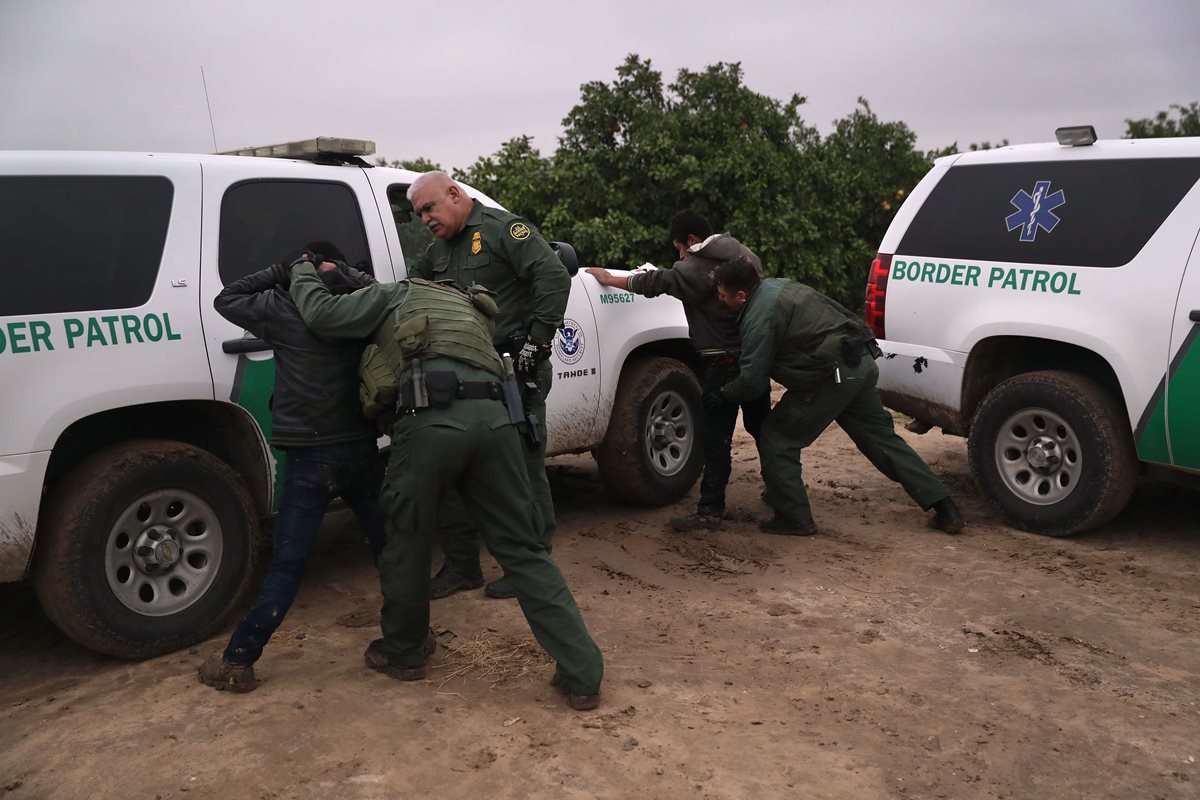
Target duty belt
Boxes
[397,371,503,413]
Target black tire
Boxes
[596,357,703,505]
[32,440,260,658]
[967,371,1137,536]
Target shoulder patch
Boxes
[509,222,531,241]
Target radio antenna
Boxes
[201,66,219,153]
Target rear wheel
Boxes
[597,357,703,505]
[968,371,1137,536]
[33,440,260,658]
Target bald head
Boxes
[408,171,473,240]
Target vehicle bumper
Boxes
[875,341,968,434]
[0,451,50,581]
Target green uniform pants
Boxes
[761,358,949,524]
[377,391,602,695]
[439,359,555,568]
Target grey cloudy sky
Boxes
[1,0,1197,170]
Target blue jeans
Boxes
[224,439,387,666]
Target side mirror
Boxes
[550,241,579,276]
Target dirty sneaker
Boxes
[758,515,818,536]
[484,576,518,600]
[550,672,600,711]
[429,563,485,600]
[198,656,258,693]
[669,510,725,532]
[363,637,429,681]
[928,497,965,534]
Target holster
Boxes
[841,335,883,367]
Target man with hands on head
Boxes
[199,244,386,693]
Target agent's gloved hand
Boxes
[516,337,550,375]
[702,388,726,412]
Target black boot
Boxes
[928,497,965,533]
[429,563,484,599]
[363,637,431,681]
[484,576,518,600]
[758,515,818,536]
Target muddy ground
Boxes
[1,410,1197,800]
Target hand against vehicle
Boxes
[584,267,613,285]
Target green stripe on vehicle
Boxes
[232,356,284,510]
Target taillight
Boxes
[864,253,891,340]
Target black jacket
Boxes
[625,234,762,353]
[214,266,377,449]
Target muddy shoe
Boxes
[758,515,818,536]
[363,638,427,681]
[928,497,965,534]
[429,563,485,600]
[551,672,600,711]
[198,656,258,693]
[484,576,517,600]
[669,511,724,532]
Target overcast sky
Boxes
[2,1,1197,170]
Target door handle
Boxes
[1190,310,1200,323]
[222,337,272,354]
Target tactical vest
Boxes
[359,279,503,418]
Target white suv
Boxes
[867,129,1200,535]
[0,138,703,657]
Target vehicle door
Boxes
[197,160,391,503]
[1167,243,1200,470]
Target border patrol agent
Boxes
[713,256,965,536]
[408,171,571,601]
[288,259,602,710]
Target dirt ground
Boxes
[1,407,1198,800]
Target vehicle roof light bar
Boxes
[1055,126,1097,147]
[219,137,376,159]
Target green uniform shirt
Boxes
[723,278,874,402]
[413,200,570,347]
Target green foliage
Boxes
[452,55,939,308]
[1124,102,1200,138]
[375,156,442,172]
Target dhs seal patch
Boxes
[554,319,585,365]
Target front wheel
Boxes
[596,357,703,505]
[967,371,1137,536]
[33,440,260,658]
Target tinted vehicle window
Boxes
[0,176,173,316]
[387,184,435,273]
[898,159,1200,267]
[219,180,372,285]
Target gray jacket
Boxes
[626,234,762,352]
[214,265,377,449]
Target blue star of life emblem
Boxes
[1005,180,1066,242]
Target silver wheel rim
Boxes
[642,389,694,478]
[993,406,1082,506]
[103,488,224,616]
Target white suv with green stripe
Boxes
[0,139,702,657]
[866,128,1200,536]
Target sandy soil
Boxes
[1,408,1197,800]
